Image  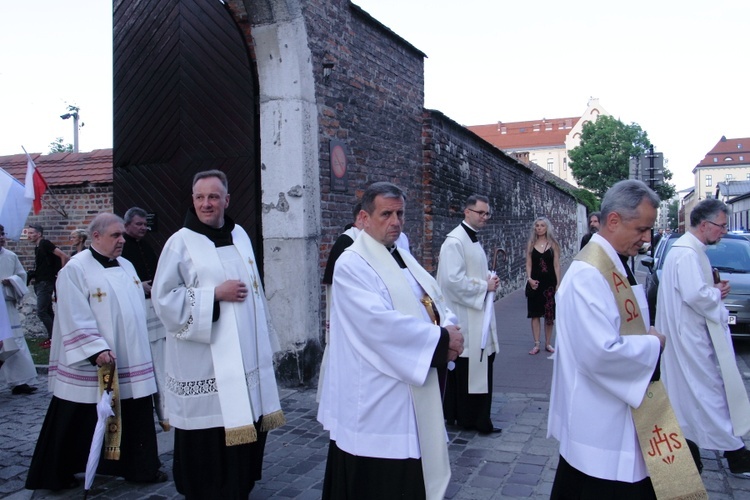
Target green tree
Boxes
[569,115,675,199]
[48,137,73,153]
[667,199,679,231]
[572,187,600,213]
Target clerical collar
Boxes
[388,245,407,269]
[184,208,235,247]
[89,247,120,268]
[618,254,637,286]
[461,221,478,243]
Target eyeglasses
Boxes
[706,220,728,230]
[467,208,492,218]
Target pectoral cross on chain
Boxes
[93,288,107,302]
[248,258,260,296]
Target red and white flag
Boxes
[23,151,48,215]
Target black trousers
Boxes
[550,455,656,500]
[322,440,426,500]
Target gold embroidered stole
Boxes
[99,363,122,460]
[577,243,706,499]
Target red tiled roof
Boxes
[0,149,112,186]
[695,136,750,169]
[468,117,579,150]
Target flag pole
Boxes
[21,146,68,218]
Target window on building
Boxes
[713,158,718,163]
[725,157,733,161]
[563,158,567,171]
[726,174,733,182]
[545,122,552,131]
[547,159,553,172]
[746,173,750,180]
[533,124,540,132]
[500,126,507,134]
[706,175,713,186]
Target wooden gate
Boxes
[113,0,261,259]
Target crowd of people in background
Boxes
[2,174,748,499]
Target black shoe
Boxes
[478,427,502,435]
[11,384,38,395]
[128,470,168,484]
[724,447,750,477]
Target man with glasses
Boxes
[657,198,750,478]
[437,194,501,434]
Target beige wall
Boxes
[693,165,750,200]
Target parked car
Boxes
[640,232,750,337]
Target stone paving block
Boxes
[503,431,531,443]
[513,462,543,475]
[455,456,482,467]
[517,453,550,465]
[482,450,517,463]
[0,465,26,480]
[507,472,540,486]
[469,473,503,489]
[461,448,489,458]
[287,460,318,475]
[500,482,534,497]
[477,461,510,478]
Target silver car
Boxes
[641,233,750,338]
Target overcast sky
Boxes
[1,0,747,191]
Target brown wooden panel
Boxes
[113,0,261,260]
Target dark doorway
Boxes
[113,0,261,259]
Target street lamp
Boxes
[60,108,80,153]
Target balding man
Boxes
[26,213,165,491]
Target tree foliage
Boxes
[48,137,73,154]
[667,199,679,231]
[572,188,600,213]
[569,115,675,200]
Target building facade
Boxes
[693,136,750,202]
[467,98,609,187]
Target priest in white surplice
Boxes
[657,198,750,477]
[317,182,464,500]
[152,169,285,499]
[26,213,164,491]
[548,180,666,497]
[0,224,39,395]
[437,194,500,434]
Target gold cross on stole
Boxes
[93,288,107,302]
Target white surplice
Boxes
[48,250,156,403]
[0,247,37,385]
[656,232,746,451]
[151,226,283,434]
[547,234,661,482]
[437,223,498,393]
[317,233,453,459]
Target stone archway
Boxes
[225,1,322,382]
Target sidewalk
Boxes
[2,288,750,499]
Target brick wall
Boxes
[6,185,113,270]
[423,110,579,294]
[303,1,428,267]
